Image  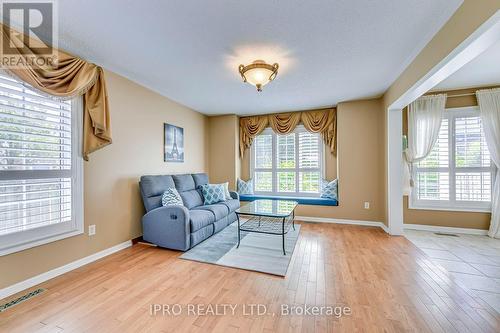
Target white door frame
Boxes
[386,10,500,235]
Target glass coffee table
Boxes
[235,199,298,255]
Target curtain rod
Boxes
[446,92,476,98]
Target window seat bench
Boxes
[239,194,338,206]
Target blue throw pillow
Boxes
[321,179,338,200]
[237,178,253,195]
[162,188,183,206]
[201,184,226,205]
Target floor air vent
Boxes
[0,288,46,312]
[434,232,459,237]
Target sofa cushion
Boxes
[173,174,196,192]
[193,204,228,220]
[190,224,214,247]
[140,175,176,212]
[140,175,175,197]
[213,216,228,233]
[192,173,209,188]
[189,209,215,232]
[143,196,161,212]
[221,199,240,213]
[180,189,204,209]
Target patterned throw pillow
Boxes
[237,178,253,195]
[201,184,226,205]
[162,188,183,206]
[321,179,338,200]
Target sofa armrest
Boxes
[142,205,191,251]
[229,191,239,200]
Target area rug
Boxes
[180,222,301,276]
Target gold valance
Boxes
[239,108,337,157]
[0,24,111,161]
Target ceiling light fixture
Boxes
[238,60,279,92]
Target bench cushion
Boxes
[239,194,338,206]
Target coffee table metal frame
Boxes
[235,201,297,255]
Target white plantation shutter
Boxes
[0,72,83,255]
[412,107,495,211]
[254,134,272,169]
[277,134,296,192]
[455,116,491,168]
[252,126,323,196]
[254,134,273,192]
[455,116,492,202]
[277,134,295,168]
[299,132,320,168]
[415,172,450,201]
[298,132,320,193]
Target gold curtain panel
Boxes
[239,115,269,157]
[239,108,337,157]
[0,24,111,161]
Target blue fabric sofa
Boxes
[139,173,239,251]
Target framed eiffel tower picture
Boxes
[164,123,184,162]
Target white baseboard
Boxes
[0,240,132,301]
[403,224,488,236]
[295,216,389,233]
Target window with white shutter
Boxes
[251,125,324,196]
[411,106,495,212]
[0,72,83,255]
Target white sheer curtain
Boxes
[477,88,500,239]
[404,94,447,194]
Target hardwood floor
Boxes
[1,222,500,332]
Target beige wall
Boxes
[383,0,500,226]
[238,98,385,222]
[208,115,239,190]
[402,87,497,230]
[0,70,209,289]
[403,197,490,230]
[294,98,385,221]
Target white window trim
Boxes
[250,125,325,197]
[409,106,496,213]
[0,97,84,256]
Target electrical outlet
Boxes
[88,225,96,236]
[364,202,370,209]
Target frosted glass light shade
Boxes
[239,60,279,92]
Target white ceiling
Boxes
[434,40,500,91]
[54,0,462,115]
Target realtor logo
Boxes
[1,0,57,67]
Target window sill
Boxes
[239,194,338,206]
[0,228,83,256]
[408,205,491,214]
